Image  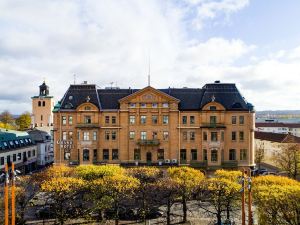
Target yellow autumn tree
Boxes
[253,175,300,225]
[41,177,85,225]
[127,167,162,222]
[91,174,140,225]
[167,167,205,223]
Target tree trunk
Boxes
[167,198,171,225]
[182,195,187,223]
[217,213,222,225]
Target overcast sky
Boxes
[1,0,300,114]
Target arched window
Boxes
[83,149,89,161]
[229,149,236,160]
[42,101,45,106]
[38,101,41,107]
[211,149,218,162]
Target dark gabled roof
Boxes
[56,82,253,111]
[160,88,204,110]
[60,84,101,110]
[98,89,138,110]
[256,122,300,128]
[200,83,249,110]
[255,131,300,143]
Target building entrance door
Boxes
[146,152,152,163]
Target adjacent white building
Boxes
[256,122,300,137]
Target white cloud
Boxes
[0,0,299,113]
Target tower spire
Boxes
[148,53,151,86]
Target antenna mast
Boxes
[148,53,151,86]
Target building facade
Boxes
[256,122,300,137]
[53,81,255,170]
[31,81,55,134]
[28,129,54,167]
[0,129,37,174]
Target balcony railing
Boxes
[200,123,226,128]
[76,123,101,128]
[221,160,238,168]
[137,139,160,146]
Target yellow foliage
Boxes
[215,169,244,182]
[75,165,125,180]
[204,178,241,194]
[41,177,85,194]
[127,167,161,182]
[41,165,74,181]
[167,167,204,193]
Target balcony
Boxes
[207,141,222,148]
[76,123,101,128]
[221,160,238,168]
[137,139,160,146]
[200,123,226,129]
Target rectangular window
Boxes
[211,150,218,162]
[129,131,135,139]
[163,115,169,124]
[183,131,187,140]
[17,153,21,160]
[239,131,244,141]
[0,157,4,165]
[28,151,31,158]
[68,116,73,125]
[134,149,141,160]
[83,132,90,141]
[62,131,67,140]
[203,131,207,141]
[190,132,195,141]
[203,149,207,161]
[140,115,146,124]
[93,149,97,160]
[62,116,67,125]
[112,149,119,160]
[240,149,247,160]
[13,154,16,162]
[157,149,164,160]
[105,116,110,124]
[229,149,236,160]
[84,115,91,124]
[162,103,169,108]
[232,131,236,141]
[77,131,80,140]
[69,131,73,140]
[32,150,36,157]
[112,131,117,140]
[105,131,110,140]
[191,149,197,161]
[163,131,169,140]
[129,103,136,108]
[103,149,109,160]
[112,116,116,124]
[190,116,195,124]
[182,116,187,124]
[210,116,217,124]
[211,132,218,141]
[152,103,158,108]
[129,115,135,124]
[232,116,237,124]
[221,131,224,141]
[152,131,158,139]
[93,131,97,141]
[140,103,146,108]
[141,131,147,140]
[180,149,187,161]
[239,116,244,125]
[152,115,158,124]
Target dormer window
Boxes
[140,103,146,108]
[9,141,14,146]
[129,103,136,108]
[84,106,91,110]
[3,142,7,147]
[14,140,19,145]
[210,106,217,111]
[20,140,24,144]
[162,103,169,108]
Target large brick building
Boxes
[53,81,255,170]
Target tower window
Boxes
[42,101,45,106]
[38,101,41,107]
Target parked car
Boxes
[261,171,277,176]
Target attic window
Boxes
[140,103,146,108]
[84,106,91,110]
[3,142,7,147]
[129,103,136,108]
[69,96,73,100]
[162,103,169,108]
[210,106,217,111]
[9,141,14,146]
